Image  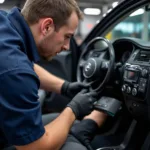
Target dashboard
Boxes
[112,38,150,122]
[77,37,150,149]
[79,37,150,122]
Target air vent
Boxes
[136,51,150,62]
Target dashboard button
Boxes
[141,69,148,77]
[139,79,147,93]
[127,87,131,94]
[122,85,127,92]
[132,102,137,107]
[140,78,147,83]
[139,85,146,93]
[132,88,137,96]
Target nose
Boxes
[62,45,69,51]
[62,42,70,51]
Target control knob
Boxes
[122,85,127,92]
[132,88,137,96]
[127,86,131,94]
[142,69,148,77]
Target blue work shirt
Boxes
[0,7,45,147]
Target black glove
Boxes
[67,90,97,119]
[70,119,99,148]
[61,81,89,98]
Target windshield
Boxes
[105,7,150,42]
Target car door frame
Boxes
[79,0,150,52]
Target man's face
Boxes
[37,12,79,61]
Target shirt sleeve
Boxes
[0,68,45,146]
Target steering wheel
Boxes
[77,37,115,92]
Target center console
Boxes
[122,64,148,99]
[122,49,150,121]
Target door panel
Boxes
[39,51,73,81]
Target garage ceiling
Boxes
[77,0,120,8]
[0,0,121,11]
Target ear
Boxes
[40,18,54,36]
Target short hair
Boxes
[21,0,83,29]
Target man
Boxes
[0,0,107,150]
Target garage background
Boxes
[0,0,121,41]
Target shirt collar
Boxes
[7,7,40,62]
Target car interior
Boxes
[37,1,150,150]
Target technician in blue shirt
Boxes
[0,0,107,150]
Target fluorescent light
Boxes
[84,8,101,15]
[112,2,119,8]
[107,8,112,13]
[0,0,5,4]
[103,13,106,17]
[130,9,144,17]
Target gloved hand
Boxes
[61,81,89,98]
[70,119,99,148]
[67,90,97,119]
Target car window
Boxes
[75,14,100,45]
[105,7,150,42]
